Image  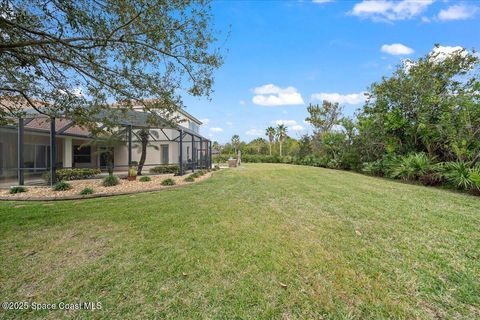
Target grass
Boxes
[0,163,479,319]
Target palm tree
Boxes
[276,124,287,157]
[133,129,160,175]
[265,126,275,156]
[81,129,126,176]
[231,134,240,155]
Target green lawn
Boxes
[1,164,479,319]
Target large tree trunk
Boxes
[269,143,272,156]
[107,150,114,176]
[137,133,148,175]
[279,142,283,157]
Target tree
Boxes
[276,124,287,157]
[231,134,240,155]
[212,141,221,152]
[305,101,343,136]
[0,0,223,127]
[298,134,312,158]
[133,129,160,175]
[359,45,480,162]
[81,129,126,176]
[265,126,276,155]
[248,138,268,154]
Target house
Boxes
[0,98,211,186]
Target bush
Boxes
[362,160,386,176]
[103,175,119,187]
[43,168,101,183]
[439,162,480,192]
[191,172,201,178]
[197,170,206,176]
[79,187,94,195]
[128,166,137,177]
[9,186,27,194]
[149,165,179,174]
[52,181,72,191]
[139,176,151,182]
[161,178,175,186]
[387,153,433,181]
[184,175,195,182]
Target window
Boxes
[188,121,199,133]
[73,145,91,163]
[24,144,50,171]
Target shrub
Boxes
[79,187,94,195]
[9,186,27,194]
[191,172,201,178]
[128,166,137,177]
[161,178,175,186]
[197,170,206,176]
[149,165,179,174]
[439,162,480,192]
[139,176,151,182]
[103,175,119,187]
[362,160,386,176]
[387,153,433,181]
[52,181,72,191]
[43,168,101,183]
[184,175,195,182]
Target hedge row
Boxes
[43,168,101,183]
[149,164,180,174]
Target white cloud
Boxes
[438,5,478,21]
[429,45,467,63]
[209,127,223,132]
[245,128,263,136]
[421,16,431,23]
[252,84,304,106]
[350,0,434,22]
[274,119,298,126]
[381,43,414,55]
[290,125,304,131]
[226,121,233,126]
[200,118,210,125]
[273,120,304,132]
[311,92,366,105]
[239,100,246,105]
[313,0,334,3]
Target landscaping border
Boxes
[0,172,215,202]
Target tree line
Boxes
[215,45,480,194]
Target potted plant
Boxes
[128,166,137,181]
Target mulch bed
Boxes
[0,171,214,201]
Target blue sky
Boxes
[181,0,480,143]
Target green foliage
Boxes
[149,165,179,174]
[161,178,175,186]
[387,153,434,181]
[139,176,151,182]
[128,166,137,177]
[79,187,94,195]
[184,175,195,182]
[362,159,390,176]
[305,101,342,135]
[43,168,101,183]
[52,181,72,191]
[440,162,480,191]
[0,1,223,127]
[191,172,201,178]
[9,186,27,194]
[102,175,119,187]
[197,170,207,176]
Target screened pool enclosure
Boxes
[0,109,212,187]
